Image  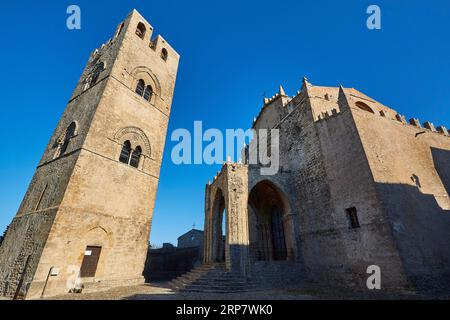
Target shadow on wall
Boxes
[378,179,450,292]
[432,147,450,198]
[143,246,200,281]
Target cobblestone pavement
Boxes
[36,282,442,300]
[41,282,318,300]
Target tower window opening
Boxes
[161,48,168,61]
[119,142,142,169]
[346,207,360,229]
[130,146,142,168]
[55,121,77,158]
[136,22,146,39]
[119,140,132,164]
[135,79,145,96]
[90,62,104,87]
[143,85,153,101]
[115,22,124,38]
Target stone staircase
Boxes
[169,263,259,293]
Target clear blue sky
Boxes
[0,0,449,245]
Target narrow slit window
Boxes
[35,184,48,211]
[346,207,360,229]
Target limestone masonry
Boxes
[0,10,179,299]
[203,78,450,292]
[1,8,450,299]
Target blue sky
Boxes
[0,0,449,245]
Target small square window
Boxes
[346,207,360,229]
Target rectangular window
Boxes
[346,207,360,229]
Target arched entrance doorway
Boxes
[212,189,227,262]
[248,181,290,261]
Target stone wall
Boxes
[204,80,450,293]
[350,94,450,290]
[144,246,200,281]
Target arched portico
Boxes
[248,180,298,262]
[211,189,227,263]
[203,164,250,274]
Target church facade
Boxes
[203,79,450,291]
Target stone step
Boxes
[169,263,262,293]
[180,287,255,293]
[184,283,257,290]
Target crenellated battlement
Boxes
[89,9,178,64]
[253,78,450,141]
[317,108,340,121]
[317,100,450,139]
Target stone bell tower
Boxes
[0,10,179,299]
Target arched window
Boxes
[136,22,146,39]
[161,48,168,61]
[119,140,132,164]
[115,22,124,38]
[129,146,142,168]
[58,122,77,157]
[143,85,153,101]
[135,79,145,96]
[355,101,375,114]
[90,62,104,87]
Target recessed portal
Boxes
[248,181,289,261]
[212,189,227,263]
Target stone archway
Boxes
[204,163,250,274]
[211,189,227,263]
[248,180,294,262]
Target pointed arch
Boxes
[211,188,227,262]
[247,180,294,261]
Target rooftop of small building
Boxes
[177,228,204,240]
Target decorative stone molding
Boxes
[113,126,151,157]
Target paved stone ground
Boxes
[34,281,449,300]
[41,282,317,300]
